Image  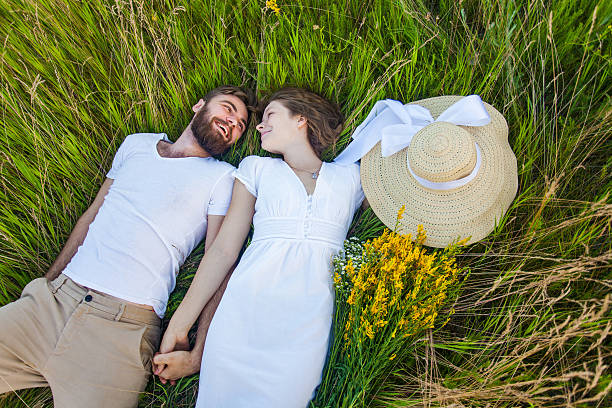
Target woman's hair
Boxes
[265,87,344,158]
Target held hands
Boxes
[153,350,200,385]
[153,327,201,385]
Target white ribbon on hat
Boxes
[334,95,492,190]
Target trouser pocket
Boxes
[139,324,162,372]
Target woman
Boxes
[158,88,364,407]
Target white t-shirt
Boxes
[63,133,235,317]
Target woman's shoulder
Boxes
[236,155,281,176]
[239,155,278,163]
[327,161,363,193]
[238,155,281,168]
[327,160,360,176]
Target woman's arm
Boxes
[153,214,230,383]
[159,180,255,353]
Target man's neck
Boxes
[157,127,212,159]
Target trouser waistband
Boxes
[49,274,161,326]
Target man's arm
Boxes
[45,178,113,280]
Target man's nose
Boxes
[226,115,237,127]
[256,122,264,131]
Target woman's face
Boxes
[256,100,305,154]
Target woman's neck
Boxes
[282,146,322,171]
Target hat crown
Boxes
[407,122,477,183]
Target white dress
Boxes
[196,156,364,408]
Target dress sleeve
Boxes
[232,155,262,198]
[352,163,366,209]
[106,134,136,179]
[208,169,235,216]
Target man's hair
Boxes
[202,85,256,126]
[264,87,344,158]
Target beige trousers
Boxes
[0,274,161,408]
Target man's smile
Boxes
[213,118,231,141]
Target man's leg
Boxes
[43,276,161,408]
[0,277,67,394]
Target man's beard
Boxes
[191,106,232,157]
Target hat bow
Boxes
[335,94,491,164]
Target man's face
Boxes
[191,94,249,156]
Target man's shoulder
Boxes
[205,157,236,174]
[125,132,167,144]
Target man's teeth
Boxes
[217,121,227,136]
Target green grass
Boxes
[0,0,610,407]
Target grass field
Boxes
[0,0,610,407]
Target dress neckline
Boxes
[281,160,326,198]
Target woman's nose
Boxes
[256,122,264,131]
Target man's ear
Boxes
[297,115,307,129]
[193,99,206,113]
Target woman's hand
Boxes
[160,327,189,354]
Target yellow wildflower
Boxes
[416,224,426,244]
[389,353,397,361]
[347,288,355,305]
[345,259,355,278]
[456,236,470,246]
[397,205,405,220]
[361,316,375,340]
[265,0,281,15]
[335,223,463,362]
[375,319,388,328]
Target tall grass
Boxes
[0,0,609,407]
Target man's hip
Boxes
[0,274,161,408]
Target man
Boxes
[0,85,252,407]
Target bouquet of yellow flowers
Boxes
[311,207,468,407]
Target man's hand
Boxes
[152,350,201,385]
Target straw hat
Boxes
[341,95,518,248]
